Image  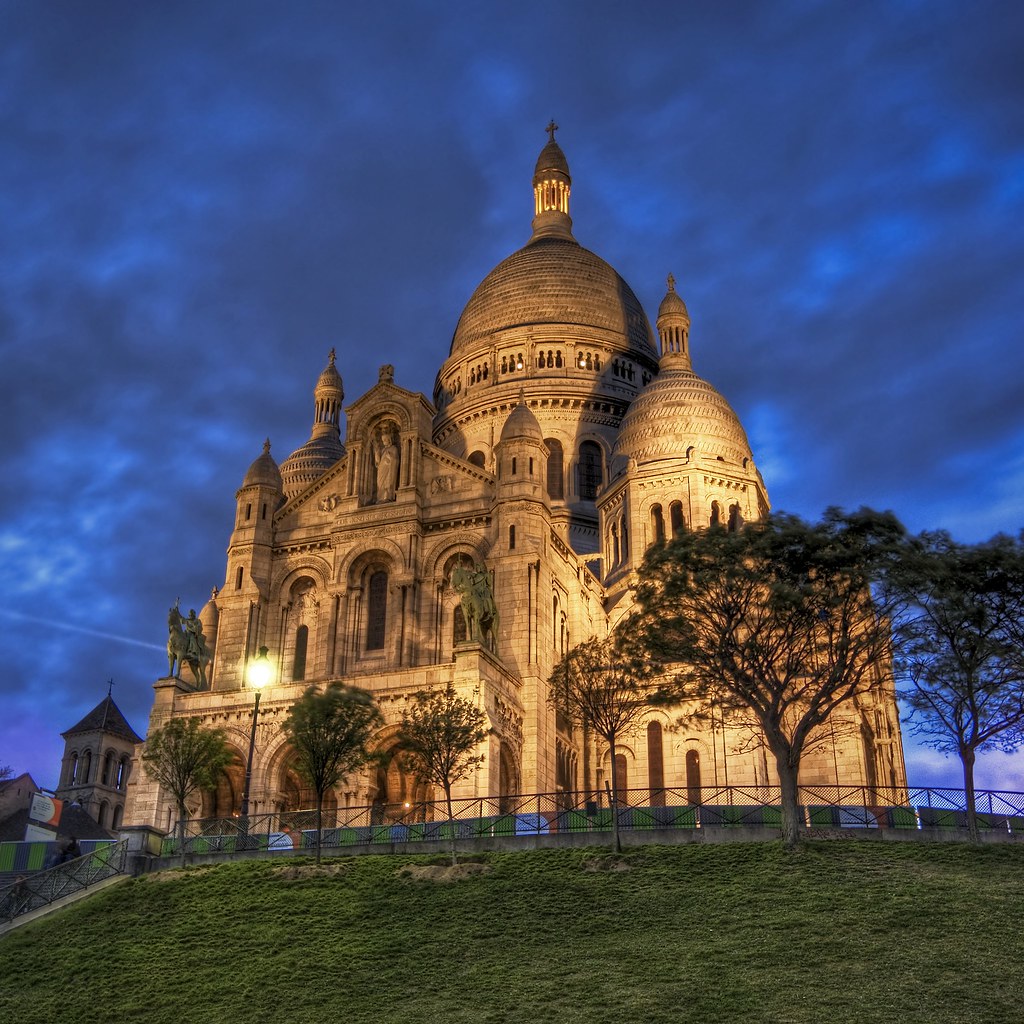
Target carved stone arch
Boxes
[368,722,433,821]
[338,538,406,585]
[498,740,521,805]
[270,558,332,600]
[356,402,414,440]
[423,535,490,581]
[198,738,247,819]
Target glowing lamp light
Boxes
[248,645,273,690]
[515,356,523,370]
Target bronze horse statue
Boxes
[167,602,212,688]
[450,564,498,651]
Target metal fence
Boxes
[0,839,129,924]
[161,785,1024,857]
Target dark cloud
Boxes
[2,2,1022,791]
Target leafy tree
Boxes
[142,717,233,864]
[550,635,660,852]
[397,684,488,865]
[889,531,1024,840]
[632,509,906,848]
[282,683,382,864]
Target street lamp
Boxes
[240,645,273,820]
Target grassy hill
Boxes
[2,841,1022,1023]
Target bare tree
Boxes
[549,635,660,853]
[282,683,382,864]
[142,717,233,865]
[890,531,1024,840]
[633,509,905,849]
[397,684,488,865]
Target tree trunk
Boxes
[444,782,457,866]
[315,792,323,866]
[177,800,188,868]
[608,734,621,854]
[774,753,802,850]
[961,746,980,844]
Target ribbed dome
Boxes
[534,139,570,180]
[317,356,343,393]
[449,236,657,359]
[280,434,345,497]
[499,399,543,443]
[615,368,755,468]
[242,440,283,490]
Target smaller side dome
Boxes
[243,439,283,491]
[499,396,544,443]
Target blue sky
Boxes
[2,1,1022,794]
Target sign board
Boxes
[24,821,59,842]
[28,792,63,828]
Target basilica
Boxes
[126,127,906,831]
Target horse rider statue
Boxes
[167,600,213,688]
[450,563,499,652]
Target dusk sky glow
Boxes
[2,2,1023,795]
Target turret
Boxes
[530,120,573,241]
[494,396,549,554]
[280,349,346,498]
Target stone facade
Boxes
[126,129,906,831]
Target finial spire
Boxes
[328,347,336,365]
[263,438,271,455]
[546,119,558,142]
[667,272,676,293]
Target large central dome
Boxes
[449,235,657,359]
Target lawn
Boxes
[2,841,1022,1023]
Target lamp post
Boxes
[240,646,273,822]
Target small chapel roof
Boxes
[61,695,143,744]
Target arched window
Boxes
[293,624,309,681]
[612,753,628,801]
[81,749,92,784]
[686,749,702,805]
[235,566,244,589]
[366,570,388,650]
[648,722,665,807]
[577,441,603,500]
[468,450,486,468]
[102,751,114,786]
[112,805,124,829]
[670,501,685,537]
[116,756,129,790]
[67,752,79,786]
[509,524,516,550]
[650,504,665,546]
[98,801,109,828]
[728,503,743,532]
[545,439,564,499]
[453,604,467,645]
[552,596,559,650]
[611,522,619,565]
[710,501,722,528]
[620,517,629,560]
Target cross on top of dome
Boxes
[546,119,558,142]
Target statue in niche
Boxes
[372,423,399,503]
[450,563,499,652]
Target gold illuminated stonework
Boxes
[125,130,907,831]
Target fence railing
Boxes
[161,785,1024,857]
[0,839,128,924]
